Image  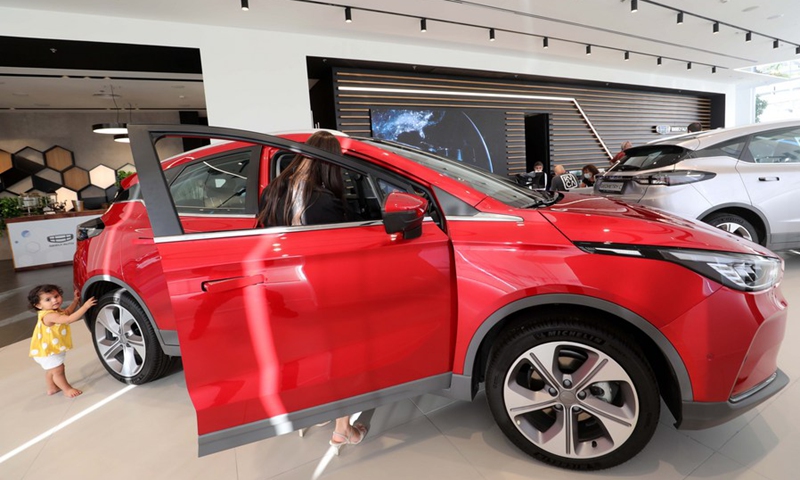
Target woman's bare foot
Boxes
[47,387,62,396]
[63,388,82,398]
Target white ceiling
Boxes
[2,0,800,110]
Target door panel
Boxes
[130,125,455,451]
[736,127,800,245]
[156,223,453,437]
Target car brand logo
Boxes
[47,234,74,243]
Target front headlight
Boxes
[660,249,781,292]
[576,243,782,292]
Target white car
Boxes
[593,120,800,250]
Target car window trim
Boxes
[130,125,371,238]
[152,220,387,244]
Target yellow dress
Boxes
[29,309,73,357]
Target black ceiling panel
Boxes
[0,36,202,74]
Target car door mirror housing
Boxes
[382,192,428,239]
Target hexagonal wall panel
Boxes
[62,166,90,191]
[0,191,18,199]
[55,187,78,211]
[1,167,30,192]
[79,185,105,199]
[15,147,45,166]
[44,146,75,172]
[7,177,33,195]
[31,176,61,193]
[89,164,116,189]
[0,150,11,174]
[34,167,62,184]
[13,153,45,176]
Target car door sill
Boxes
[197,373,452,456]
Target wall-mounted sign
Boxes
[654,125,688,135]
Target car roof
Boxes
[648,119,800,150]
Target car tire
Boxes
[705,213,760,244]
[89,291,172,384]
[485,314,660,470]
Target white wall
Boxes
[0,6,741,132]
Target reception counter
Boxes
[5,210,104,271]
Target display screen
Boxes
[369,107,506,175]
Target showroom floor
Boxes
[0,257,799,480]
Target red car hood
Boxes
[539,193,776,256]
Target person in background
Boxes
[611,141,632,165]
[549,165,579,192]
[524,161,548,189]
[581,164,600,187]
[687,122,702,133]
[28,284,97,398]
[257,131,367,453]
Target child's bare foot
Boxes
[63,388,82,398]
[47,387,62,396]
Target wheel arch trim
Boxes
[697,202,771,239]
[82,275,180,356]
[457,293,693,401]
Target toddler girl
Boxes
[28,284,96,398]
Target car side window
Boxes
[169,150,250,215]
[746,127,800,164]
[693,137,747,160]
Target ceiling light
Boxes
[489,28,495,41]
[624,51,630,61]
[543,37,549,48]
[92,84,128,135]
[746,31,752,42]
[420,18,427,32]
[687,62,692,70]
[631,0,638,13]
[113,134,130,144]
[657,56,662,66]
[241,0,248,11]
[586,45,592,55]
[713,22,719,34]
[93,123,128,135]
[677,11,684,24]
[345,7,352,23]
[774,39,779,49]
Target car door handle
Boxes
[201,274,264,293]
[758,176,780,181]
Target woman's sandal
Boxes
[329,423,367,455]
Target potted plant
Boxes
[0,196,23,236]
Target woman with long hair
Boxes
[257,130,348,227]
[256,131,367,451]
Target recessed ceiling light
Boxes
[742,6,759,12]
[767,14,784,20]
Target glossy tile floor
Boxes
[1,256,799,480]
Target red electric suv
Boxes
[74,125,788,470]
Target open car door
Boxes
[128,125,455,455]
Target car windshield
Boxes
[610,145,689,172]
[362,139,557,208]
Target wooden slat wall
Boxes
[332,69,712,175]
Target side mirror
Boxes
[382,192,428,240]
